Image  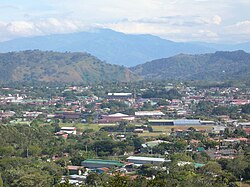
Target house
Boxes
[126,156,170,165]
[197,147,205,152]
[212,126,226,134]
[243,128,250,135]
[60,127,77,135]
[23,111,43,118]
[0,111,15,118]
[55,111,81,119]
[206,149,238,159]
[177,161,205,168]
[60,175,85,185]
[81,159,125,169]
[98,113,135,123]
[134,129,144,133]
[107,93,133,99]
[54,132,69,139]
[94,167,110,174]
[67,166,85,175]
[238,122,250,129]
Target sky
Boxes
[0,0,249,43]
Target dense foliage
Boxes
[0,50,137,83]
[131,50,250,82]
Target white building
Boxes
[127,156,170,165]
[135,111,165,117]
[60,127,77,135]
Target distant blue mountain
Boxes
[0,29,217,67]
[190,41,250,52]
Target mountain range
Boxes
[0,50,137,83]
[131,50,250,81]
[0,50,249,83]
[0,29,212,67]
[0,29,249,67]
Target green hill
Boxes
[0,50,138,83]
[131,50,250,81]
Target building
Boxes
[239,123,250,135]
[55,111,81,119]
[177,161,205,168]
[98,113,135,123]
[238,122,250,129]
[134,128,144,133]
[107,93,133,99]
[67,166,85,175]
[81,159,125,169]
[60,127,77,135]
[148,119,215,126]
[126,156,169,165]
[135,111,165,117]
[212,126,226,134]
[23,111,43,118]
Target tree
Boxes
[28,145,42,157]
[85,173,109,186]
[200,161,222,176]
[242,104,250,114]
[11,171,53,187]
[0,173,3,187]
[226,156,248,178]
[138,164,158,177]
[104,174,131,187]
[55,179,75,187]
[195,101,214,115]
[0,146,14,157]
[170,153,193,162]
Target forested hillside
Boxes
[131,50,250,81]
[0,29,215,66]
[0,50,137,83]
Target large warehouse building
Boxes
[148,119,215,126]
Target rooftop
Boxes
[127,156,168,162]
[82,159,124,167]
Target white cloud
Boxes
[212,15,222,25]
[0,18,92,41]
[6,21,35,35]
[225,20,250,34]
[105,21,181,35]
[0,1,249,43]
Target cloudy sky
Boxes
[0,0,249,43]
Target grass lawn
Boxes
[137,125,214,137]
[152,125,213,133]
[10,120,31,125]
[138,132,168,137]
[236,182,250,187]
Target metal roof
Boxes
[127,156,167,162]
[82,159,124,167]
[174,119,201,126]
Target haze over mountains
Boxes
[0,29,249,67]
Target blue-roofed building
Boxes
[174,119,201,126]
[148,119,215,126]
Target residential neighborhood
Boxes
[1,82,250,186]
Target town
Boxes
[1,81,250,186]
